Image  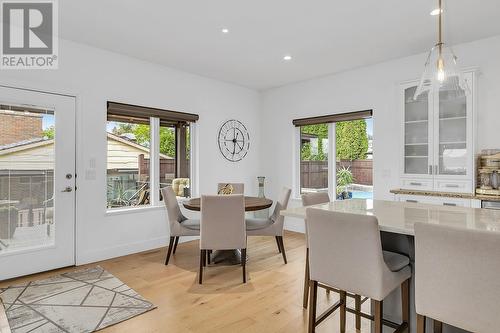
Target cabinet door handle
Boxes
[443,202,457,206]
[409,182,422,186]
[429,165,433,175]
[445,184,459,188]
[406,199,418,203]
[434,165,438,174]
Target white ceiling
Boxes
[59,0,500,90]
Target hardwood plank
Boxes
[0,231,372,333]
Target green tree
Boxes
[111,123,179,158]
[335,120,368,160]
[43,126,55,139]
[301,124,328,161]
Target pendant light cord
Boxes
[438,0,443,54]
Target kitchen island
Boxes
[281,199,500,333]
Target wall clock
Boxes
[217,119,250,162]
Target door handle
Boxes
[61,186,73,193]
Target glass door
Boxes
[403,85,432,176]
[0,86,75,280]
[434,72,473,179]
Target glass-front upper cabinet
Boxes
[434,72,473,178]
[400,71,475,192]
[403,85,431,176]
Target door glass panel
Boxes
[0,106,55,254]
[438,91,467,175]
[404,86,429,174]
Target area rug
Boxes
[0,266,156,333]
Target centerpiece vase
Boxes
[255,176,269,218]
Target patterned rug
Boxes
[0,266,156,333]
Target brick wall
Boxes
[0,110,43,146]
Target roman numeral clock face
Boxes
[217,120,250,162]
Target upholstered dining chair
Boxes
[162,187,200,265]
[199,194,246,284]
[306,208,411,333]
[415,222,500,333]
[245,187,291,264]
[301,192,330,309]
[217,183,244,195]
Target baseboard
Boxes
[284,217,305,234]
[76,235,200,265]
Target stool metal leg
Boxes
[371,299,383,333]
[417,314,426,333]
[303,248,310,309]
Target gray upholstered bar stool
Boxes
[306,208,411,333]
[301,192,363,329]
[415,223,500,333]
[217,182,244,195]
[301,192,330,309]
[245,187,291,264]
[162,187,200,265]
[199,194,246,284]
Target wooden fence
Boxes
[301,159,373,189]
[138,154,189,182]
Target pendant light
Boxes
[414,0,470,101]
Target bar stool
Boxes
[301,192,330,308]
[306,208,411,333]
[415,222,500,333]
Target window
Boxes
[294,110,373,200]
[300,123,330,194]
[106,102,198,210]
[106,117,151,208]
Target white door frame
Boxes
[0,82,79,279]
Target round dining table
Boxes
[183,196,273,265]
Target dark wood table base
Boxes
[211,249,247,266]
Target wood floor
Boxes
[0,231,375,333]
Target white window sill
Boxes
[105,197,191,216]
[105,205,165,216]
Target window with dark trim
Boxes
[293,110,373,199]
[106,102,198,209]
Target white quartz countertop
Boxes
[280,199,500,236]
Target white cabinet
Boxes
[396,194,471,207]
[400,71,475,193]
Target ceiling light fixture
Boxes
[414,0,469,100]
[283,55,292,61]
[430,8,442,16]
[221,28,229,34]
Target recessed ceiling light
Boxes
[221,28,229,34]
[430,8,443,16]
[283,55,292,61]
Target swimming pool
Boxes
[350,190,373,199]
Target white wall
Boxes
[0,39,261,264]
[260,35,500,232]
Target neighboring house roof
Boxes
[0,138,52,155]
[0,133,172,171]
[106,132,171,159]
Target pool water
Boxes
[350,190,373,199]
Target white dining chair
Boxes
[306,208,411,333]
[217,183,244,195]
[199,194,246,284]
[301,192,331,309]
[162,187,200,265]
[245,187,291,264]
[415,222,500,333]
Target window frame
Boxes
[294,123,336,200]
[106,110,197,212]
